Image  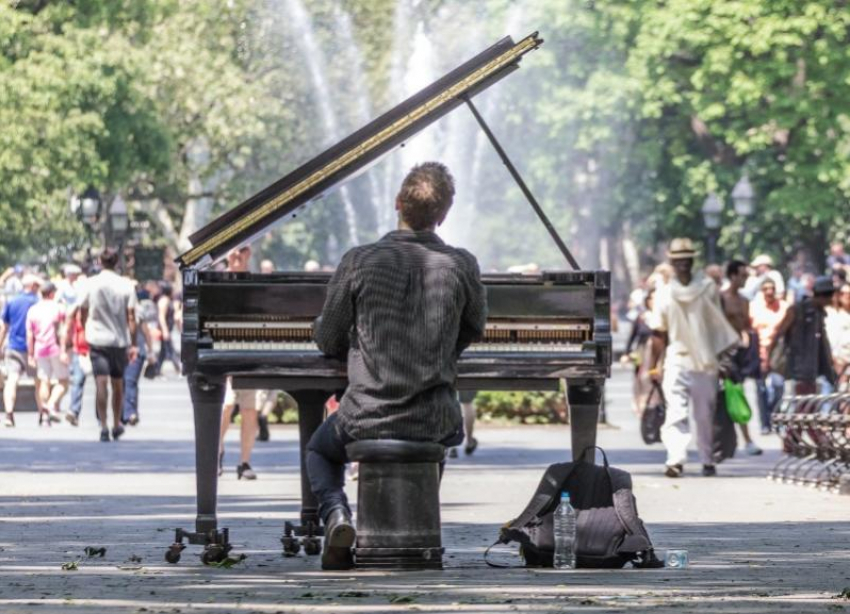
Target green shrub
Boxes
[266,390,569,425]
[472,390,567,424]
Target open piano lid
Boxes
[177,32,543,270]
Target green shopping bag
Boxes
[723,380,752,424]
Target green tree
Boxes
[629,0,850,264]
[0,1,169,266]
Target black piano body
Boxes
[170,32,612,564]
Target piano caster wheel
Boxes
[303,537,321,556]
[165,543,185,564]
[201,544,230,566]
[281,535,301,557]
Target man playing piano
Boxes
[307,161,487,569]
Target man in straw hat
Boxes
[647,238,739,478]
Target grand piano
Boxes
[167,32,611,564]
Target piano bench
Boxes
[346,440,445,570]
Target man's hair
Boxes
[100,247,119,270]
[726,259,747,279]
[397,162,455,231]
[40,282,57,297]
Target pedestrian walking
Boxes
[78,248,138,442]
[122,285,155,426]
[826,282,850,389]
[720,260,762,455]
[743,254,785,301]
[153,281,180,377]
[56,264,83,310]
[647,238,739,478]
[750,279,789,433]
[63,306,90,427]
[25,282,69,425]
[218,246,263,480]
[0,274,42,426]
[449,390,478,458]
[621,287,655,415]
[772,276,836,394]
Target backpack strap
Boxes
[484,538,516,568]
[504,462,577,533]
[644,381,665,407]
[578,445,617,500]
[578,445,610,468]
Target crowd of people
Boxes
[0,250,184,439]
[623,239,850,477]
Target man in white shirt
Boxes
[743,254,785,301]
[648,238,739,478]
[78,248,138,442]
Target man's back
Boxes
[2,292,39,352]
[80,270,136,348]
[314,229,486,442]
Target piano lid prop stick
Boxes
[461,94,581,272]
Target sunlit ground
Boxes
[1,368,848,614]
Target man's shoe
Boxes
[111,425,125,441]
[3,413,15,428]
[321,508,356,570]
[127,414,139,426]
[760,426,771,435]
[745,441,763,456]
[65,412,79,427]
[664,464,683,478]
[702,464,717,477]
[464,437,478,456]
[257,414,270,442]
[237,462,257,480]
[100,428,110,442]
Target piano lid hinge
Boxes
[182,267,199,287]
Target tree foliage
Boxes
[2,0,849,273]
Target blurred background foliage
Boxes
[2,0,849,283]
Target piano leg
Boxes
[567,379,604,463]
[165,375,232,565]
[280,389,328,557]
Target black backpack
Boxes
[486,447,663,569]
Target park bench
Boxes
[768,392,850,494]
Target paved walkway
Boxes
[1,367,848,613]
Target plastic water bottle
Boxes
[553,491,577,569]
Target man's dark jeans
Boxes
[306,412,463,523]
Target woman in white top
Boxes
[826,283,850,389]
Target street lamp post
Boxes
[69,186,103,270]
[732,174,755,257]
[108,195,130,269]
[701,192,724,264]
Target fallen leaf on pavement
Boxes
[213,554,247,569]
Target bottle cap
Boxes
[561,491,570,500]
